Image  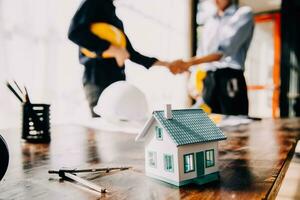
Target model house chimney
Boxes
[164,104,173,119]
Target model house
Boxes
[136,105,227,186]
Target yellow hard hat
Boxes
[80,23,127,58]
[195,69,207,94]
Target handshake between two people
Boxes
[154,59,191,75]
[161,52,224,74]
[104,45,223,74]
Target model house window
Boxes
[148,151,157,168]
[155,126,163,140]
[205,149,215,168]
[184,153,195,173]
[164,154,174,172]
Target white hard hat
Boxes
[94,81,149,122]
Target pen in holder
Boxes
[22,103,51,143]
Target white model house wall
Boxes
[178,141,219,182]
[144,120,179,183]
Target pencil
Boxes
[24,86,31,103]
[13,80,24,96]
[6,81,24,103]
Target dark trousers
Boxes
[202,68,249,116]
[82,60,125,118]
[83,83,105,117]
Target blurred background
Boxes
[0,0,299,129]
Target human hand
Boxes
[103,45,130,67]
[168,59,190,74]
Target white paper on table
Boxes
[217,116,253,128]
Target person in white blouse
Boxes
[170,0,254,115]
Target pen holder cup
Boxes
[22,103,51,143]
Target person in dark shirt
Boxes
[68,0,170,117]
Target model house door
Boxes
[196,152,204,177]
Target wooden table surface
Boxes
[0,118,300,200]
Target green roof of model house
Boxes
[136,109,226,146]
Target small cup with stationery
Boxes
[6,81,51,143]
